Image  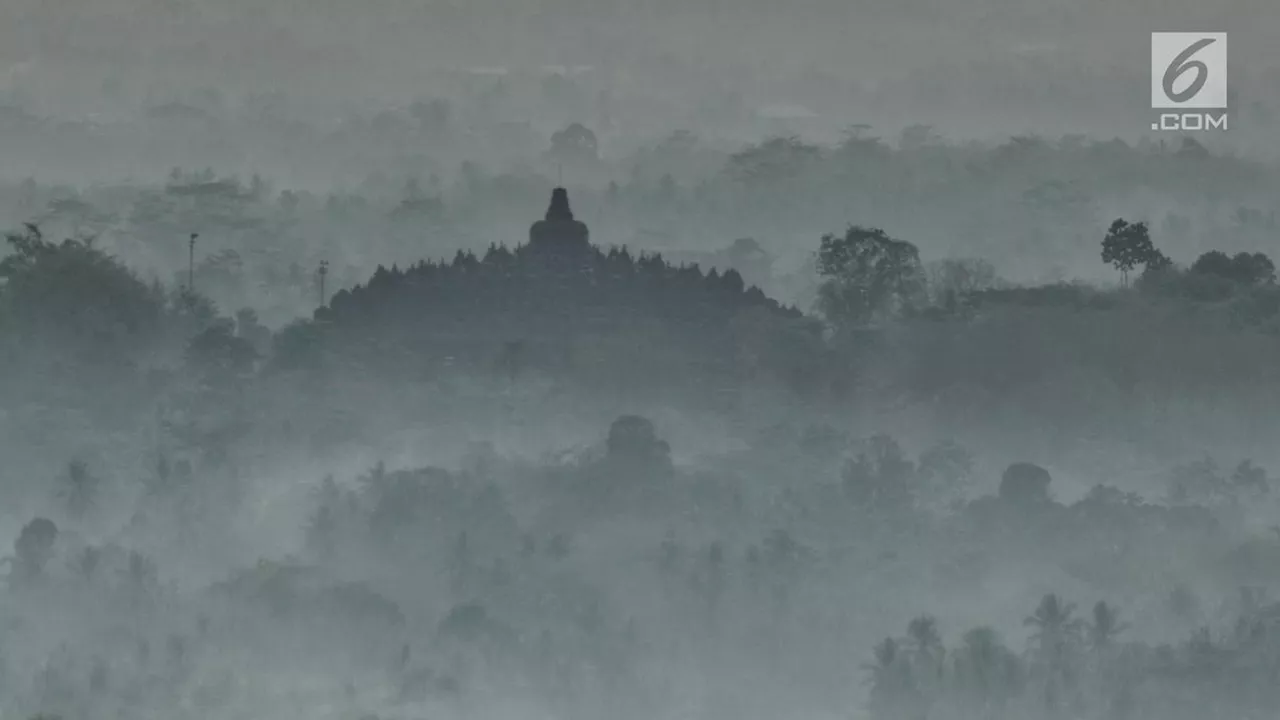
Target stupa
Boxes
[527,187,590,258]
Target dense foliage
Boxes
[0,141,1278,720]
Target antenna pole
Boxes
[318,260,329,308]
[187,233,198,293]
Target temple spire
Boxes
[545,187,574,221]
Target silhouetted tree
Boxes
[843,434,916,513]
[1167,458,1230,506]
[11,517,58,582]
[1190,250,1276,285]
[865,636,919,720]
[907,615,945,713]
[185,319,259,384]
[951,626,1023,719]
[1231,459,1269,495]
[1025,593,1084,718]
[927,257,1000,313]
[234,307,271,355]
[59,460,100,521]
[916,441,974,508]
[549,123,599,164]
[604,415,673,480]
[0,224,165,369]
[1101,219,1163,287]
[728,136,823,188]
[816,226,925,329]
[999,462,1053,507]
[1089,601,1129,652]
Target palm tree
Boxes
[953,627,1021,720]
[865,637,920,720]
[1025,593,1085,718]
[907,614,946,689]
[1084,601,1132,719]
[908,615,943,654]
[73,545,102,582]
[865,636,901,688]
[1026,593,1084,652]
[61,459,99,520]
[1089,601,1129,652]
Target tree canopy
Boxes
[815,226,925,330]
[1100,219,1166,286]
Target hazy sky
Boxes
[3,0,1279,168]
[5,0,1278,99]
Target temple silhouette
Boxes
[310,188,816,390]
[527,187,590,258]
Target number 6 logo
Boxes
[1151,33,1228,109]
[1163,38,1215,103]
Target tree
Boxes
[907,615,943,659]
[1025,593,1084,717]
[0,224,165,365]
[36,195,117,239]
[60,460,100,521]
[720,237,774,287]
[927,257,1000,311]
[1088,601,1129,652]
[1190,250,1276,285]
[1026,594,1082,649]
[728,136,823,187]
[843,434,916,513]
[899,124,941,151]
[916,440,974,506]
[266,320,326,372]
[816,226,925,329]
[604,415,673,479]
[999,462,1053,507]
[952,627,1022,718]
[865,637,919,720]
[1190,250,1233,279]
[1230,252,1276,284]
[1101,219,1163,286]
[761,529,807,619]
[305,475,343,561]
[234,307,271,356]
[184,319,259,385]
[906,615,946,711]
[549,122,599,164]
[391,177,446,224]
[1231,459,1269,495]
[1167,457,1231,506]
[12,517,58,582]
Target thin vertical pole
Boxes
[318,260,329,308]
[188,233,198,292]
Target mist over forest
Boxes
[3,3,1280,720]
